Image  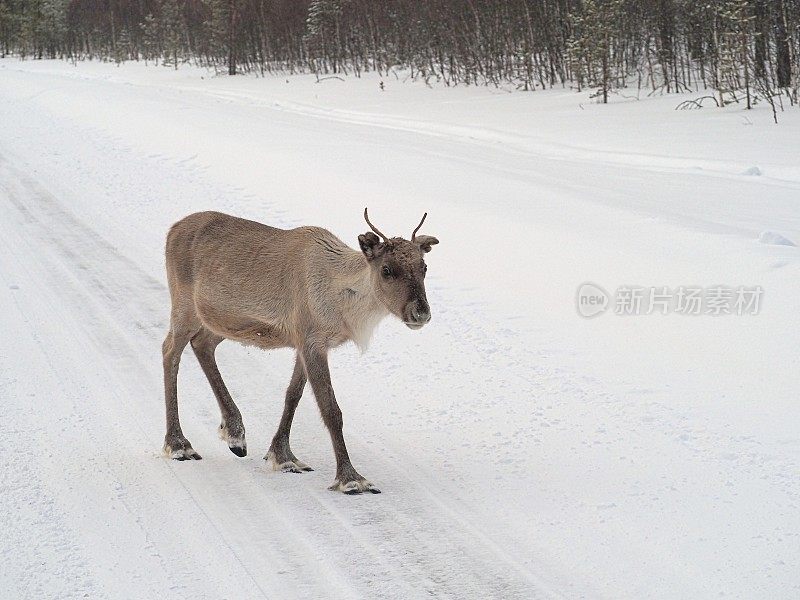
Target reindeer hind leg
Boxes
[162,292,202,460]
[191,327,247,457]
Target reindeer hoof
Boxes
[175,454,202,461]
[229,445,247,457]
[219,423,247,458]
[265,450,313,473]
[329,479,381,495]
[164,443,202,461]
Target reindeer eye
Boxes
[381,265,392,278]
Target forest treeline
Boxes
[0,0,798,108]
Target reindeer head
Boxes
[358,208,439,330]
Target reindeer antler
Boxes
[411,212,428,241]
[363,208,389,243]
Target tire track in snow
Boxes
[0,283,100,599]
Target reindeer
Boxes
[162,208,438,494]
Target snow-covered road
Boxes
[0,127,553,600]
[1,60,798,599]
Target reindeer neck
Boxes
[338,250,389,351]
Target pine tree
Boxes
[568,0,624,103]
[204,0,239,74]
[719,0,756,108]
[161,0,184,69]
[0,1,15,57]
[306,0,344,75]
[140,13,160,65]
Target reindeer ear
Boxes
[414,235,439,253]
[358,232,384,260]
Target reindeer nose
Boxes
[410,305,431,324]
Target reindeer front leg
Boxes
[301,343,380,494]
[265,354,314,473]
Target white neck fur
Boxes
[341,266,390,352]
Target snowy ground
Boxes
[0,59,798,599]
